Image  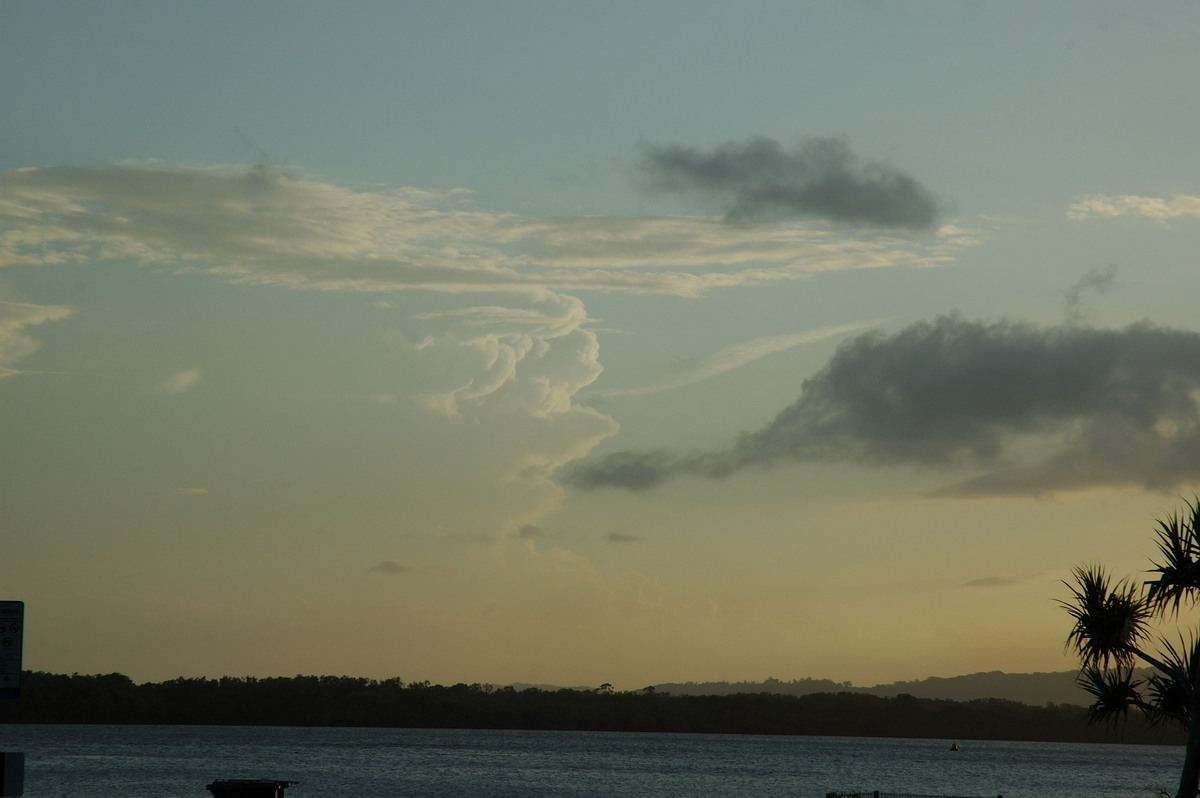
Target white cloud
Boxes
[1067,193,1200,222]
[159,368,201,394]
[413,291,605,418]
[366,392,399,404]
[0,300,74,378]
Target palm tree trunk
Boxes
[1179,733,1200,798]
[1177,684,1200,798]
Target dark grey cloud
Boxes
[516,524,544,540]
[604,531,643,543]
[963,573,1049,588]
[637,136,941,229]
[567,450,682,492]
[371,560,410,575]
[1064,264,1117,323]
[565,314,1200,497]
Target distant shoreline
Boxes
[0,671,1182,746]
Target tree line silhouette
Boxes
[0,671,1184,745]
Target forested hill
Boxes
[654,671,1092,707]
[0,671,1182,746]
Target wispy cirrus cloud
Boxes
[0,300,74,378]
[367,392,399,405]
[0,162,963,299]
[1068,193,1200,222]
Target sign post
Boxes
[0,602,22,700]
[1,601,23,796]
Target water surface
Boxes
[0,724,1183,798]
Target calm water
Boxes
[0,724,1184,798]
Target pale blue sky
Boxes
[4,1,1200,688]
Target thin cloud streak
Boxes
[565,314,1200,497]
[1068,193,1200,222]
[590,321,879,399]
[371,560,410,575]
[159,369,201,395]
[964,573,1050,588]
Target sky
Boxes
[4,1,1200,691]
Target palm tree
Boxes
[1062,499,1200,798]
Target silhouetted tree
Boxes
[1062,498,1200,798]
[0,670,1184,744]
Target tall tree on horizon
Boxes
[1062,498,1200,798]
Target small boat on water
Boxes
[949,743,960,751]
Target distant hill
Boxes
[864,671,1088,706]
[652,670,1101,707]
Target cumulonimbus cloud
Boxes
[564,314,1200,497]
[637,136,941,229]
[0,158,963,522]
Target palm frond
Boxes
[1145,673,1189,728]
[1146,498,1200,614]
[1143,634,1200,728]
[1062,565,1152,668]
[1077,666,1140,727]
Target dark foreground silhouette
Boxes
[0,671,1183,745]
